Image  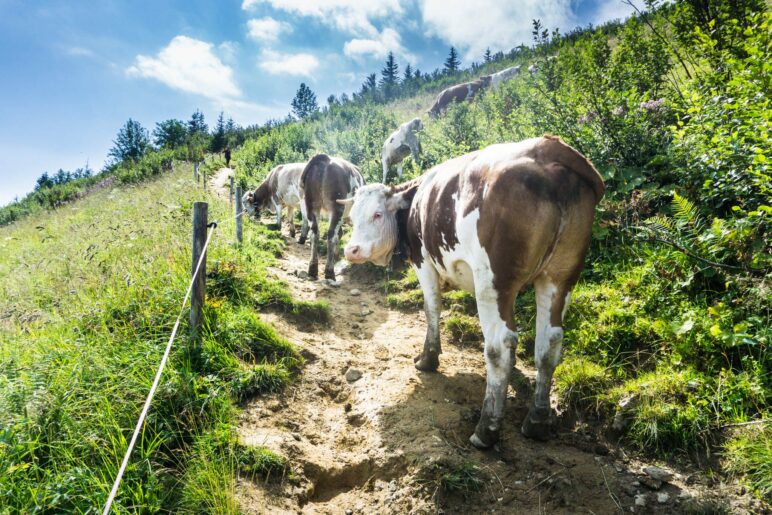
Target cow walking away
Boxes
[242,162,307,238]
[339,136,604,447]
[382,117,423,184]
[301,154,365,281]
[427,76,492,117]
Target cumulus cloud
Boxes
[343,27,415,63]
[419,0,576,61]
[127,35,242,100]
[247,16,293,43]
[259,49,320,77]
[242,0,403,36]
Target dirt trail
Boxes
[210,169,754,515]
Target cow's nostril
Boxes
[350,245,360,256]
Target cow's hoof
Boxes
[413,352,439,372]
[471,416,500,449]
[324,270,336,281]
[308,264,318,279]
[298,237,306,245]
[521,408,552,441]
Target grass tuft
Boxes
[723,427,772,502]
[444,314,483,346]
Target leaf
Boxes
[676,319,694,335]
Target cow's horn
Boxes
[336,197,354,205]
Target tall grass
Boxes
[0,164,308,512]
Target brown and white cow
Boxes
[242,162,307,238]
[300,154,365,281]
[489,65,521,87]
[339,135,604,447]
[427,76,492,117]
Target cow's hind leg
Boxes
[324,206,344,280]
[307,211,320,279]
[298,202,309,244]
[470,282,519,449]
[286,206,296,238]
[413,262,441,372]
[521,276,572,441]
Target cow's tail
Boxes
[539,135,605,203]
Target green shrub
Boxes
[444,314,482,346]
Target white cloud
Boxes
[242,0,403,36]
[247,17,293,43]
[127,36,242,100]
[343,28,415,63]
[218,41,239,62]
[593,0,637,24]
[419,0,577,61]
[259,49,320,77]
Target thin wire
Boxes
[102,224,216,515]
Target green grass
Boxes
[0,164,303,512]
[554,356,611,413]
[723,427,772,502]
[418,459,487,500]
[443,314,483,346]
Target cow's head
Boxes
[409,117,424,132]
[338,184,410,266]
[242,187,272,220]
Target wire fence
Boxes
[102,166,251,513]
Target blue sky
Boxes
[0,0,636,205]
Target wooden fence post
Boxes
[190,202,208,339]
[235,186,243,244]
[229,176,235,205]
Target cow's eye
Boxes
[373,212,382,220]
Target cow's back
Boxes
[409,136,602,285]
[302,154,363,214]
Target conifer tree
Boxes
[291,83,319,119]
[444,46,460,73]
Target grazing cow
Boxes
[382,117,424,184]
[339,135,604,447]
[489,65,521,87]
[427,76,492,117]
[242,163,307,238]
[300,154,365,280]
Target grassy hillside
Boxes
[0,0,769,510]
[0,164,328,512]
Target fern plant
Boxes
[638,192,770,275]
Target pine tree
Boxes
[403,64,413,82]
[210,112,227,153]
[444,47,460,73]
[361,73,378,95]
[153,119,187,149]
[187,110,208,135]
[380,52,399,86]
[291,83,319,119]
[484,47,492,63]
[108,119,149,164]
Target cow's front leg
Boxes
[286,206,296,238]
[470,284,518,449]
[273,200,282,230]
[382,158,390,184]
[522,277,570,441]
[413,263,441,372]
[324,208,344,280]
[307,212,319,279]
[396,163,404,182]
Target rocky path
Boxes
[209,168,755,515]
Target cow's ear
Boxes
[385,191,410,212]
